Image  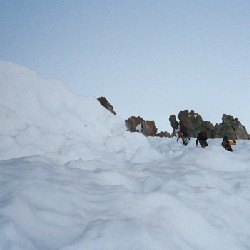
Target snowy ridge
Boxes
[0,61,250,249]
[0,61,162,164]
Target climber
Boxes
[177,130,189,146]
[221,136,236,152]
[196,131,208,148]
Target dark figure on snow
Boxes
[177,130,189,146]
[221,136,236,152]
[196,131,208,148]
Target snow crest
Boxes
[0,61,161,164]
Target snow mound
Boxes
[0,61,161,164]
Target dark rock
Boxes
[169,110,249,139]
[125,116,144,132]
[141,120,158,136]
[156,131,171,138]
[214,114,250,140]
[125,116,159,137]
[97,97,116,115]
[169,115,178,136]
[169,110,214,138]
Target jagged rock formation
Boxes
[97,97,116,115]
[125,116,170,137]
[97,97,249,139]
[214,114,250,140]
[125,116,157,136]
[169,110,214,138]
[125,116,144,132]
[169,110,249,139]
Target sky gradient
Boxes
[1,0,250,132]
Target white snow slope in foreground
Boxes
[0,61,250,250]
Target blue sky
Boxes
[1,0,250,132]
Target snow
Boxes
[0,61,160,164]
[0,61,250,250]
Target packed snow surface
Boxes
[0,61,250,250]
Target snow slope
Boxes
[0,61,250,250]
[0,61,162,164]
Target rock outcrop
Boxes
[169,110,249,139]
[97,97,249,140]
[125,116,157,136]
[214,114,250,140]
[169,110,214,138]
[142,120,158,137]
[125,116,144,132]
[169,115,178,133]
[97,97,116,115]
[156,131,171,138]
[125,116,170,137]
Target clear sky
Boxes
[1,0,250,132]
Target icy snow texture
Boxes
[0,61,250,250]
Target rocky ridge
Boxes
[98,97,249,139]
[169,110,250,140]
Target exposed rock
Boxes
[169,110,214,138]
[169,110,249,139]
[96,97,249,140]
[97,97,116,115]
[156,131,171,138]
[125,116,161,137]
[142,120,158,136]
[169,115,178,136]
[203,121,215,138]
[214,114,250,140]
[125,116,144,132]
